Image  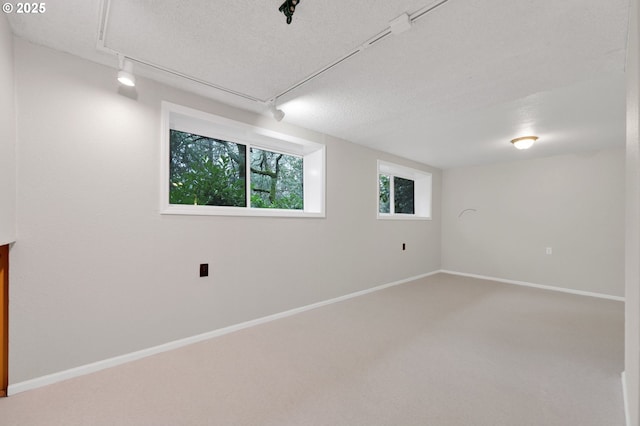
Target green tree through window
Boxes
[169,130,303,210]
[379,174,390,213]
[394,177,415,214]
[170,130,246,206]
[379,167,422,217]
[250,148,303,210]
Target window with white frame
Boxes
[378,160,432,219]
[161,102,325,217]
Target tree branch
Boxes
[250,167,277,178]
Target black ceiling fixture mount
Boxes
[279,0,300,25]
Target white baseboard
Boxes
[7,270,441,396]
[622,371,630,426]
[439,270,625,302]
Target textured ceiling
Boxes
[6,0,630,168]
[103,0,432,100]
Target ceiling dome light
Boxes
[117,57,136,87]
[511,136,538,150]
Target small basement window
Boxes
[378,160,431,220]
[161,102,325,217]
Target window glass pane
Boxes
[394,177,415,214]
[169,129,246,207]
[250,148,303,210]
[379,174,390,213]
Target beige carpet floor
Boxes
[0,273,625,425]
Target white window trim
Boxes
[161,102,325,218]
[377,160,432,220]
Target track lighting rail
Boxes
[97,0,449,107]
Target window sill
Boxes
[161,204,325,218]
[377,214,432,221]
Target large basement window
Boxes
[161,102,325,217]
[378,160,432,220]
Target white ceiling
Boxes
[6,0,630,168]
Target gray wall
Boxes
[625,0,640,422]
[9,40,442,384]
[0,14,15,245]
[442,149,625,297]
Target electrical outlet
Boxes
[545,247,553,255]
[199,263,209,277]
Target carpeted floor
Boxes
[0,273,625,425]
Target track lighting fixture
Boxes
[117,56,136,87]
[279,0,300,25]
[269,101,285,121]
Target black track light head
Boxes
[279,0,300,25]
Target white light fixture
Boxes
[511,136,538,150]
[269,101,285,122]
[389,13,412,35]
[117,56,136,87]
